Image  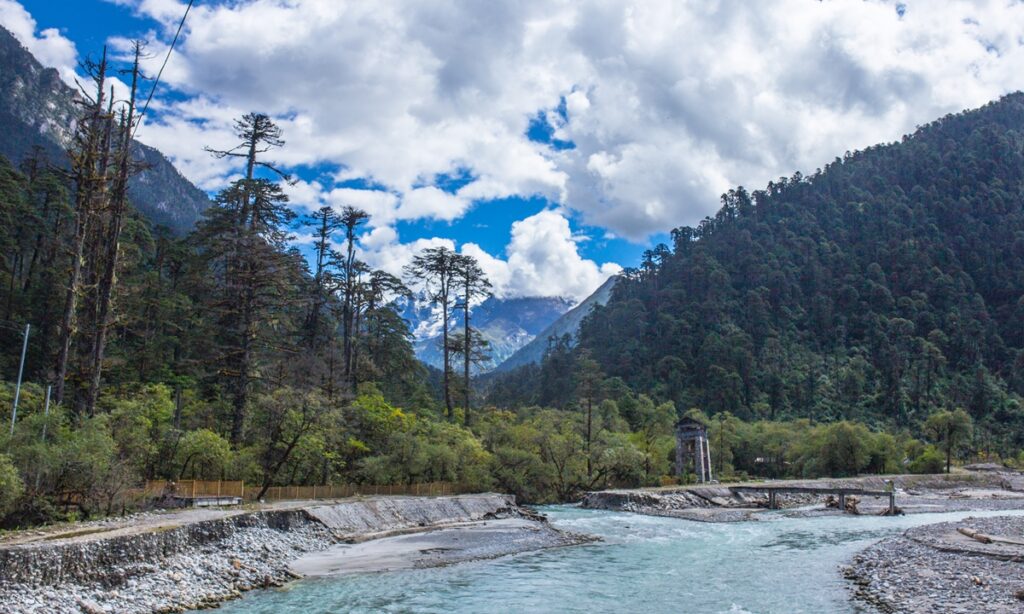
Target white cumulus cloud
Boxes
[360,210,620,302]
[111,0,1024,241]
[0,0,78,84]
[10,0,1024,299]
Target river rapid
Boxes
[218,506,1024,613]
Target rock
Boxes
[76,598,104,614]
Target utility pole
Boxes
[10,323,29,437]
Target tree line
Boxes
[4,52,1021,526]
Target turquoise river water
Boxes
[218,506,1023,613]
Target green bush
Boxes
[0,453,24,518]
[909,446,945,474]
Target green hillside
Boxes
[567,93,1024,452]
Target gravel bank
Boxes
[846,515,1024,613]
[0,494,575,613]
[581,471,1024,522]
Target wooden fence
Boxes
[143,480,467,501]
[145,480,246,499]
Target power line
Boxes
[131,0,196,140]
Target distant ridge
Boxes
[0,25,210,234]
[405,295,574,373]
[494,275,617,372]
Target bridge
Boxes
[729,485,897,515]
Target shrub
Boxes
[909,446,945,474]
[0,453,24,518]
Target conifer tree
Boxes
[405,246,459,418]
[196,113,297,445]
[300,206,344,350]
[83,41,145,416]
[55,49,115,407]
[452,253,490,425]
[338,206,369,394]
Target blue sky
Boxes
[8,0,651,300]
[6,0,1024,300]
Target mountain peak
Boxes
[403,294,576,373]
[0,25,210,234]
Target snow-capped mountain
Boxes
[401,294,575,373]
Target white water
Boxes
[218,506,1024,613]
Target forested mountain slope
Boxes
[575,93,1024,447]
[0,26,209,233]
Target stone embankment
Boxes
[0,494,564,613]
[581,471,1024,521]
[846,515,1024,613]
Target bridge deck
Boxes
[728,485,896,513]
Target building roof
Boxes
[675,416,707,429]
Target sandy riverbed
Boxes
[291,517,594,576]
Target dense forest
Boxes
[0,46,689,524]
[1,49,1020,525]
[490,92,1024,472]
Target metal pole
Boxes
[40,385,51,443]
[10,323,30,437]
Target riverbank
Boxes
[580,469,1024,522]
[0,494,587,613]
[291,517,592,576]
[846,514,1024,613]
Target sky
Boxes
[4,0,1024,302]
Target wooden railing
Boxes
[145,480,245,499]
[143,480,467,501]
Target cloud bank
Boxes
[7,0,1024,300]
[117,0,1024,238]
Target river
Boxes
[218,506,1024,613]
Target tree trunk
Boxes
[231,292,254,445]
[4,251,17,320]
[586,397,592,480]
[256,434,302,501]
[442,293,452,420]
[946,426,953,474]
[84,54,140,416]
[54,211,88,406]
[463,283,471,426]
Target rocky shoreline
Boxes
[845,514,1024,613]
[580,471,1024,522]
[0,494,584,613]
